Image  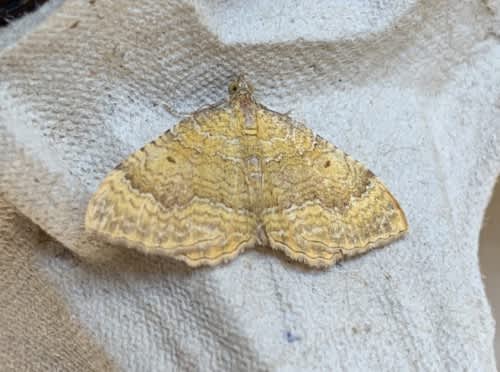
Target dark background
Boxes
[0,0,48,26]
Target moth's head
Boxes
[228,75,255,101]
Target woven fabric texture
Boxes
[0,0,499,370]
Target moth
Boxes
[85,76,408,267]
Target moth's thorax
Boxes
[229,94,265,214]
[232,94,259,136]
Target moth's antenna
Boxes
[161,101,193,118]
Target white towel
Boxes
[0,0,498,370]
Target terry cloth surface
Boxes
[0,0,499,370]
